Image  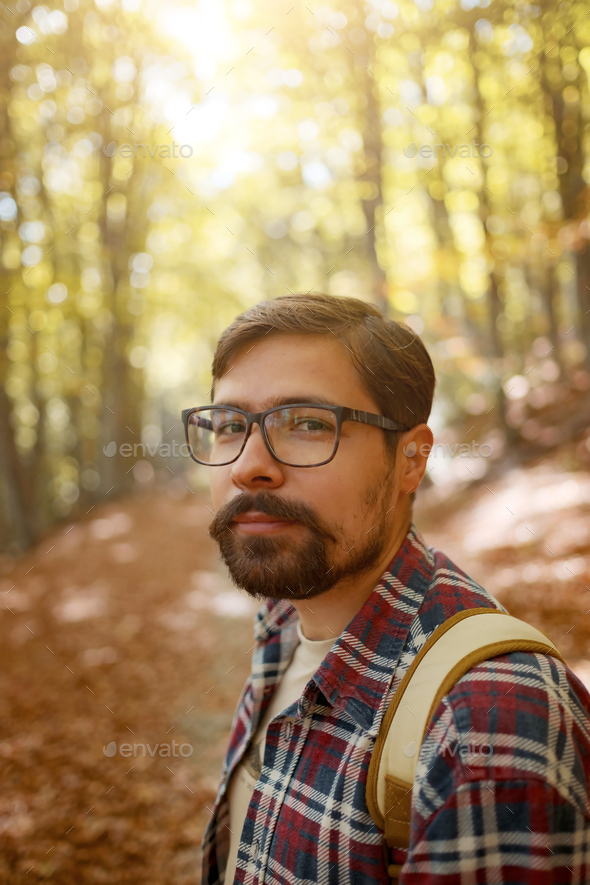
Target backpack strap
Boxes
[366,607,564,876]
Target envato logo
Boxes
[403,441,493,458]
[403,739,493,758]
[403,141,493,159]
[103,740,193,758]
[102,441,192,458]
[103,141,193,159]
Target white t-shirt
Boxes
[223,622,336,884]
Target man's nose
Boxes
[230,423,284,490]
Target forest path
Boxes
[2,461,589,883]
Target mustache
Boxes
[208,490,338,544]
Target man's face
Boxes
[208,333,405,601]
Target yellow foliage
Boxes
[1,0,589,533]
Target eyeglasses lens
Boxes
[187,407,338,466]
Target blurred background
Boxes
[1,0,590,880]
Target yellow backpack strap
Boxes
[366,608,564,876]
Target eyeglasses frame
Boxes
[181,403,410,468]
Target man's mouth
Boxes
[231,510,297,535]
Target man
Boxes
[190,293,590,884]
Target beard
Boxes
[208,479,395,602]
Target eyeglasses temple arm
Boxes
[344,408,409,432]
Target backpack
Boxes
[366,607,565,883]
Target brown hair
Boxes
[211,293,435,456]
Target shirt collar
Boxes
[252,523,434,735]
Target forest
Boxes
[3,1,590,882]
[2,0,590,552]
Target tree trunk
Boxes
[465,31,520,442]
[351,3,388,315]
[539,23,589,364]
[0,34,36,550]
[0,377,35,551]
[542,261,562,365]
[358,65,387,315]
[575,244,590,366]
[95,105,143,495]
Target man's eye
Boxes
[217,422,245,436]
[293,418,331,432]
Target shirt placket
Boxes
[241,688,316,884]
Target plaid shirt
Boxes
[202,525,590,884]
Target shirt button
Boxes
[283,720,293,743]
[251,839,260,861]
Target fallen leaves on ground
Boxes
[2,456,590,883]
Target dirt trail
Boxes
[0,492,256,884]
[416,459,590,675]
[1,460,589,883]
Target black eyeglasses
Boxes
[181,404,409,468]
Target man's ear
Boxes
[398,424,434,497]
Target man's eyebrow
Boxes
[211,395,336,410]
